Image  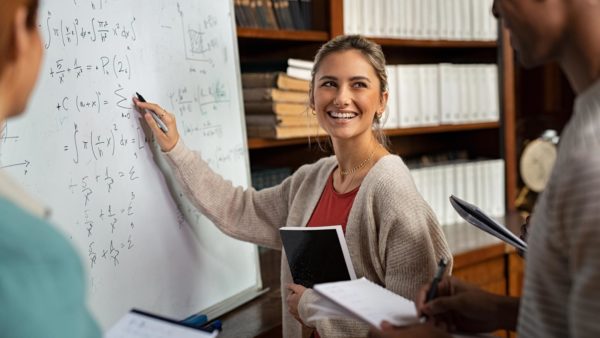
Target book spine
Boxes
[286,66,312,81]
[288,0,304,30]
[241,72,278,88]
[252,0,268,28]
[287,58,314,70]
[299,0,312,30]
[234,0,248,27]
[264,0,280,29]
[280,0,296,30]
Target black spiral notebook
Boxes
[280,225,356,288]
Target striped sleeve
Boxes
[519,151,600,338]
[560,153,600,337]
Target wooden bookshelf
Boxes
[248,122,500,149]
[233,1,520,335]
[386,122,499,136]
[238,0,517,210]
[372,38,497,49]
[237,28,329,42]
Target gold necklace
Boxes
[339,147,376,177]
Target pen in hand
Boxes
[420,257,448,323]
[135,92,169,133]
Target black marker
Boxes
[135,92,168,133]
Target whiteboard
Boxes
[0,0,260,330]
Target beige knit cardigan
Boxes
[165,140,452,338]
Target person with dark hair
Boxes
[134,34,452,337]
[0,1,101,337]
[370,0,600,337]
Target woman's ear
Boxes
[379,90,389,113]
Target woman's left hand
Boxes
[286,283,307,323]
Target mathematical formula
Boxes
[0,1,244,273]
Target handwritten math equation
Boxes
[42,11,137,50]
[48,54,131,84]
[0,1,245,272]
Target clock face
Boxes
[520,139,557,192]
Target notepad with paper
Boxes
[309,278,501,338]
[449,195,527,252]
[308,277,419,327]
[104,309,218,338]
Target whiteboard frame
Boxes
[180,0,264,320]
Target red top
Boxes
[306,171,359,338]
[306,171,360,233]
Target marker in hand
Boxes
[420,257,448,323]
[135,92,169,133]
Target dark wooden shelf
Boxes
[248,122,500,149]
[385,122,499,136]
[372,38,497,48]
[236,28,329,42]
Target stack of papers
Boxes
[308,277,503,338]
[308,277,419,327]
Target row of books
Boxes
[242,60,498,138]
[343,0,498,41]
[234,0,312,30]
[411,159,505,226]
[384,64,499,129]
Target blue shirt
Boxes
[0,197,101,338]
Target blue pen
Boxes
[135,92,169,133]
[181,313,208,328]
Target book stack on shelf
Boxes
[410,158,505,226]
[383,63,499,129]
[242,71,326,139]
[343,0,497,40]
[286,58,312,81]
[234,0,313,30]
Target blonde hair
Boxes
[0,0,39,77]
[309,35,390,149]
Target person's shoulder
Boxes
[375,154,409,170]
[0,197,45,231]
[0,199,98,338]
[366,155,413,189]
[360,155,425,207]
[555,149,600,187]
[0,197,76,264]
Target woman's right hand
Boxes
[133,97,180,152]
[416,276,519,333]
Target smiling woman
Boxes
[135,34,452,338]
[309,37,390,194]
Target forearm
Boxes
[164,139,284,248]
